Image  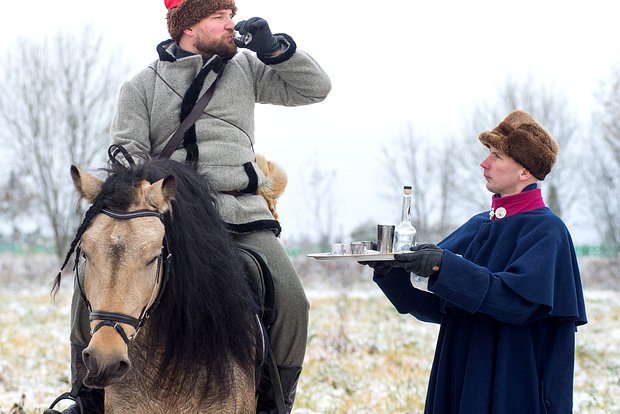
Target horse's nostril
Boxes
[82,349,94,371]
[114,359,131,380]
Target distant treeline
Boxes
[1,243,619,258]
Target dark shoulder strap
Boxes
[158,69,222,160]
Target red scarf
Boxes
[489,187,546,220]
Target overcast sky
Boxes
[1,0,619,245]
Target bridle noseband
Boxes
[75,208,172,344]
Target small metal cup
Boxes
[331,242,351,255]
[350,242,365,255]
[360,241,375,252]
[376,225,395,253]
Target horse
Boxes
[52,156,264,413]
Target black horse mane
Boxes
[56,158,258,401]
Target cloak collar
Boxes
[489,184,546,220]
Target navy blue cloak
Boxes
[374,207,587,414]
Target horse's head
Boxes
[70,165,176,388]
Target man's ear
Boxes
[519,167,533,182]
[182,27,195,38]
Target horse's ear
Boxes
[71,165,103,203]
[145,175,176,212]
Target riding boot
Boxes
[44,344,105,414]
[256,365,302,414]
[279,365,302,413]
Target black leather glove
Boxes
[234,17,281,56]
[393,243,444,278]
[359,260,394,276]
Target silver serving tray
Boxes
[307,252,395,262]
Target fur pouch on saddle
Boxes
[256,154,287,222]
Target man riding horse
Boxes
[46,0,331,412]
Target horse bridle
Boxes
[74,208,172,344]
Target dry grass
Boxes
[0,254,618,413]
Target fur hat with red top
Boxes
[165,0,237,43]
[478,110,559,180]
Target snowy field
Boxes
[0,254,618,414]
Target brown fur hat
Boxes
[478,110,559,180]
[165,0,237,43]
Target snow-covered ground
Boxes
[0,254,618,413]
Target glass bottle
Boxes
[393,185,417,252]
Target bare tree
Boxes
[301,157,339,250]
[451,107,501,214]
[434,136,462,237]
[381,124,458,242]
[0,28,127,257]
[591,64,620,245]
[0,169,37,243]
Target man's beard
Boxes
[195,37,237,59]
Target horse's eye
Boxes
[147,256,159,266]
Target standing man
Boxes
[367,110,587,413]
[46,1,331,413]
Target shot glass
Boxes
[360,241,375,253]
[350,242,365,255]
[331,243,352,255]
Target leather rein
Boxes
[74,208,172,344]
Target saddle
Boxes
[238,248,276,330]
[237,247,287,414]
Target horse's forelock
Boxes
[95,166,147,211]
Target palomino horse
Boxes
[53,156,263,413]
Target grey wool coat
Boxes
[110,37,331,234]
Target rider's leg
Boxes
[44,279,104,414]
[232,230,308,414]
